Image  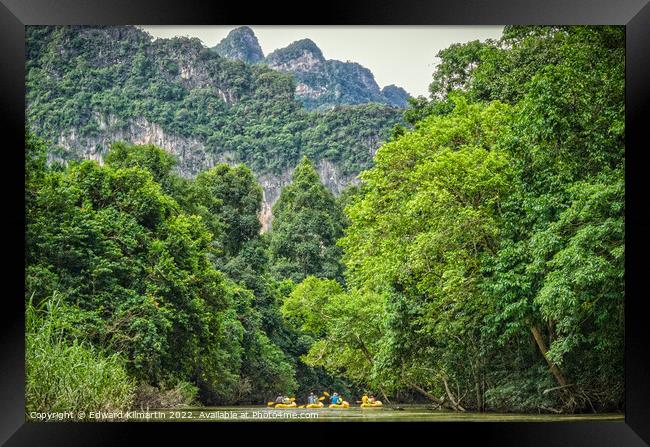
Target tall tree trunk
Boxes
[530,324,568,387]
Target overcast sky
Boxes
[139,26,504,97]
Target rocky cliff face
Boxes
[265,38,325,71]
[212,27,411,110]
[52,114,356,231]
[53,113,216,175]
[27,25,401,231]
[264,37,410,109]
[381,85,411,108]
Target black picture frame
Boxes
[2,0,648,445]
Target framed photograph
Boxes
[2,0,649,444]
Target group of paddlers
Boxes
[271,391,381,407]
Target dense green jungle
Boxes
[25,25,624,419]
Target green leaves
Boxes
[105,142,176,187]
[478,26,624,410]
[285,277,386,387]
[281,276,343,335]
[191,163,263,257]
[25,24,625,412]
[26,138,307,406]
[342,98,512,296]
[325,26,624,412]
[532,172,624,370]
[26,26,402,177]
[269,157,345,283]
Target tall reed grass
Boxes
[26,294,135,418]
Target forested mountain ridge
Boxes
[214,27,411,109]
[26,25,404,229]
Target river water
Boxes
[146,406,624,422]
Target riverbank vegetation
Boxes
[25,25,624,416]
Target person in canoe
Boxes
[328,392,350,408]
[305,391,325,408]
[274,395,285,404]
[360,393,383,407]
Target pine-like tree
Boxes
[269,157,344,283]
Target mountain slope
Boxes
[26,26,404,228]
[381,85,411,107]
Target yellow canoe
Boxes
[306,402,324,408]
[328,401,350,409]
[273,402,297,408]
[360,401,383,408]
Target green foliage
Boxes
[429,40,489,98]
[301,287,386,388]
[480,26,625,412]
[308,25,624,413]
[281,276,343,335]
[342,97,512,292]
[223,282,298,403]
[26,26,402,176]
[105,141,176,190]
[25,140,300,407]
[25,25,624,414]
[338,97,513,404]
[189,163,263,257]
[26,295,136,416]
[301,103,400,174]
[25,131,49,264]
[269,157,345,283]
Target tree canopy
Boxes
[285,25,624,413]
[269,156,345,283]
[25,25,624,415]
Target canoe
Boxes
[360,401,383,408]
[328,401,350,409]
[306,402,324,408]
[274,402,297,408]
